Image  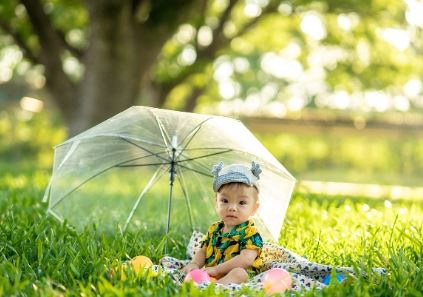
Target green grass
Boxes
[1,166,422,296]
[1,105,423,296]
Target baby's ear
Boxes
[252,201,260,215]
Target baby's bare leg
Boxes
[216,267,249,285]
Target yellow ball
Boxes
[120,255,154,280]
[129,256,153,273]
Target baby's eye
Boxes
[239,201,247,205]
[221,198,228,203]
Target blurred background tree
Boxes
[0,0,422,136]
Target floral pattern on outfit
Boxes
[201,219,263,272]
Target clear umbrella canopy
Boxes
[44,106,295,241]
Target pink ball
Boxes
[263,268,292,294]
[184,269,211,284]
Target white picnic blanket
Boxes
[157,231,386,292]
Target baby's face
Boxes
[215,183,259,231]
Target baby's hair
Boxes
[216,182,259,201]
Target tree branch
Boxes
[152,0,280,109]
[55,28,84,60]
[232,1,279,39]
[152,0,284,111]
[183,86,205,112]
[131,0,142,13]
[20,0,76,119]
[20,0,64,56]
[175,0,280,81]
[193,0,209,51]
[202,0,239,55]
[151,0,241,105]
[215,0,239,37]
[154,0,241,97]
[0,19,40,64]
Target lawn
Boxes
[1,164,422,296]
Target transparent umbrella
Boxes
[43,106,295,246]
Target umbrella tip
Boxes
[171,136,178,149]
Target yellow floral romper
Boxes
[201,220,263,276]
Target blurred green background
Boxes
[1,107,422,192]
[1,0,422,193]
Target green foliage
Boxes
[0,108,66,170]
[155,0,422,112]
[1,0,422,122]
[257,130,423,186]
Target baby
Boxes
[182,161,264,285]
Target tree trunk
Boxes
[69,1,141,135]
[15,0,200,136]
[67,0,199,136]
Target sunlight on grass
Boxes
[298,180,423,200]
[1,168,422,296]
[280,193,422,268]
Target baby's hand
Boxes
[204,266,219,277]
[181,262,199,273]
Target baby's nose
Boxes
[228,203,237,210]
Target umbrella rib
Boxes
[156,118,171,149]
[44,141,81,203]
[177,163,213,178]
[175,149,233,176]
[117,148,170,167]
[123,165,168,232]
[179,147,236,151]
[176,171,195,233]
[119,137,170,162]
[176,149,233,164]
[176,147,238,174]
[147,109,171,152]
[56,134,167,149]
[175,118,213,160]
[177,147,294,180]
[178,153,211,175]
[50,167,117,210]
[185,148,293,180]
[49,156,167,210]
[116,162,167,168]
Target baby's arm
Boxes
[205,249,258,277]
[181,246,206,273]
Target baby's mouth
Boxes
[226,215,238,219]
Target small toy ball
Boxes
[263,268,292,295]
[120,255,154,280]
[129,255,153,272]
[322,273,345,285]
[184,269,211,284]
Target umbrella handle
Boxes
[166,139,177,254]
